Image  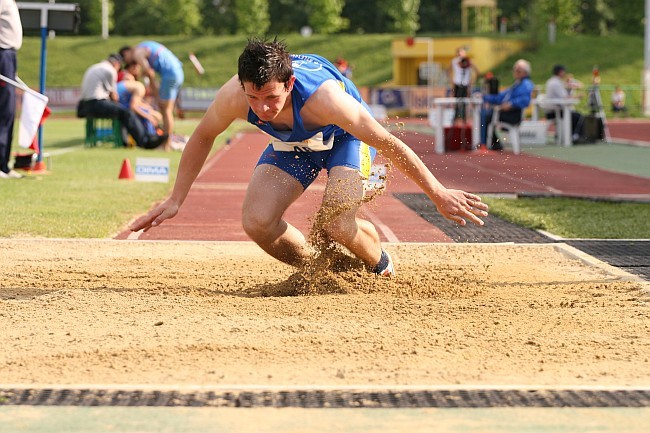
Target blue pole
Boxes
[37,26,47,163]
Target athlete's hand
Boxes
[129,198,180,232]
[434,189,489,226]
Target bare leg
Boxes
[242,164,313,266]
[319,166,383,268]
[158,99,174,151]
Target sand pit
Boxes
[0,239,648,387]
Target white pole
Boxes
[48,0,55,39]
[427,38,433,110]
[101,0,109,39]
[644,0,650,115]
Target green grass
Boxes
[484,196,650,239]
[0,118,248,238]
[8,34,650,240]
[5,117,647,239]
[17,34,397,89]
[20,33,645,101]
[524,143,650,179]
[18,32,646,119]
[488,33,645,117]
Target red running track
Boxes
[118,128,650,243]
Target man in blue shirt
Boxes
[480,59,534,150]
[130,38,489,277]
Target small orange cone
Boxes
[118,158,134,180]
[30,160,49,174]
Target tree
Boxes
[268,0,309,34]
[306,0,349,34]
[578,0,613,35]
[199,0,237,35]
[611,0,644,36]
[342,0,388,34]
[234,0,270,36]
[534,0,582,34]
[159,0,202,36]
[418,0,461,33]
[112,0,200,36]
[379,0,420,33]
[113,0,164,35]
[76,0,105,35]
[497,0,531,33]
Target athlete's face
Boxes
[242,77,295,121]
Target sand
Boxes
[0,239,648,387]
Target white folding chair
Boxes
[487,106,521,155]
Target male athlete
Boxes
[130,38,488,276]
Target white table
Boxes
[531,97,579,146]
[429,97,483,154]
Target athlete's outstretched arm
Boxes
[306,80,488,226]
[130,76,248,232]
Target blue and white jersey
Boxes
[116,81,132,109]
[137,41,182,74]
[248,54,369,152]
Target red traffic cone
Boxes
[118,158,134,180]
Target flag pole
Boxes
[0,74,47,100]
[34,8,48,170]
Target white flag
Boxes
[18,90,49,149]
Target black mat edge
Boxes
[1,388,649,408]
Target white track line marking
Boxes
[363,208,400,242]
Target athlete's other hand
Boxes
[434,188,489,227]
[129,198,180,232]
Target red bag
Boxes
[444,125,472,151]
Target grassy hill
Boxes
[488,33,645,116]
[18,32,646,115]
[16,34,397,89]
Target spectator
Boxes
[482,71,499,95]
[479,59,534,150]
[119,42,184,151]
[611,85,627,115]
[544,64,584,143]
[448,47,480,122]
[76,54,168,149]
[334,57,352,79]
[129,38,489,277]
[0,0,22,179]
[117,62,164,139]
[565,73,584,98]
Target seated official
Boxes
[479,59,534,150]
[544,64,585,143]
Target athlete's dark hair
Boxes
[238,37,293,90]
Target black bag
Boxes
[583,115,604,143]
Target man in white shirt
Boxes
[0,0,23,179]
[448,47,480,122]
[544,64,584,143]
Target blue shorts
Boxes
[256,134,377,189]
[159,66,184,101]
